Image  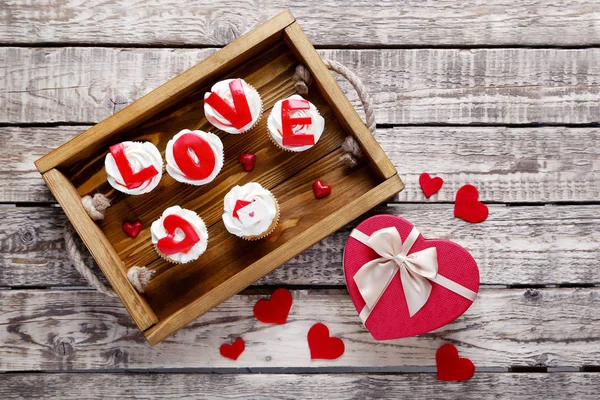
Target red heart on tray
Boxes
[123,221,142,238]
[313,180,331,199]
[436,344,475,381]
[343,215,480,340]
[253,288,293,324]
[307,323,345,360]
[239,152,256,172]
[419,172,444,198]
[156,214,200,255]
[220,338,245,360]
[454,184,488,223]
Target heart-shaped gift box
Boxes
[343,215,480,340]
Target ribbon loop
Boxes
[352,226,438,318]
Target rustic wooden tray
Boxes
[35,10,404,345]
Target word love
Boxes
[109,143,159,190]
[205,78,252,130]
[281,98,315,147]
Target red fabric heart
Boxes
[344,215,480,340]
[122,221,142,238]
[454,184,489,223]
[313,180,331,199]
[156,214,200,255]
[436,344,475,381]
[419,172,444,198]
[253,288,293,324]
[220,338,245,360]
[239,153,256,172]
[307,323,345,360]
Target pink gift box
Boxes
[343,214,480,340]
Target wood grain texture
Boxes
[0,373,598,399]
[2,204,597,288]
[4,47,600,125]
[42,169,158,331]
[0,288,598,370]
[2,1,600,46]
[2,125,596,203]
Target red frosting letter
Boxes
[109,143,158,189]
[205,78,253,130]
[156,214,200,255]
[172,133,216,180]
[281,98,315,147]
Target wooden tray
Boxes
[35,10,404,345]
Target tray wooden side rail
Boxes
[35,10,404,345]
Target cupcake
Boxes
[222,182,279,240]
[151,206,208,264]
[105,141,163,195]
[165,129,224,185]
[204,78,262,134]
[267,94,325,152]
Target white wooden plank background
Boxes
[1,288,598,371]
[0,2,598,398]
[0,373,597,400]
[3,47,600,125]
[1,1,600,47]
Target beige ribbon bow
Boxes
[350,226,477,323]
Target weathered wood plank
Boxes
[0,288,598,370]
[2,126,597,203]
[0,373,598,399]
[2,204,597,288]
[3,47,600,125]
[2,1,600,47]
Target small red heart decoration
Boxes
[454,184,489,223]
[253,288,293,324]
[307,323,345,360]
[419,172,444,198]
[436,344,475,381]
[313,180,331,199]
[239,153,256,172]
[220,338,245,360]
[123,221,142,238]
[156,214,200,255]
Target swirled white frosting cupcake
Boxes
[105,141,163,195]
[204,78,262,134]
[267,94,325,152]
[151,206,208,264]
[165,129,224,186]
[222,182,279,240]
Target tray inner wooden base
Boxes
[61,41,391,329]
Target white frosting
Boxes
[165,129,224,185]
[267,94,325,152]
[151,206,208,263]
[204,78,262,134]
[222,182,278,238]
[104,141,163,195]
